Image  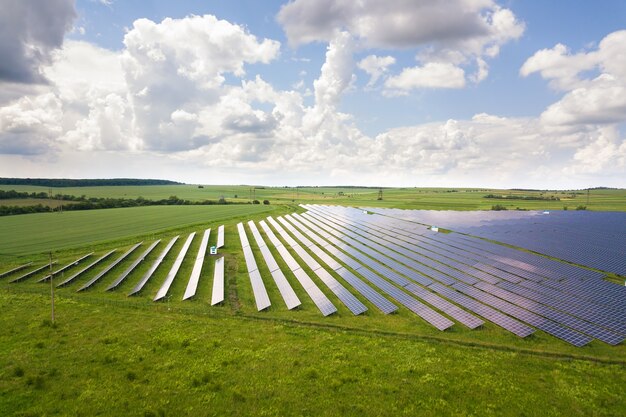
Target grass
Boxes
[0,204,279,257]
[1,291,625,417]
[1,185,624,211]
[0,186,624,415]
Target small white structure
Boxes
[543,211,550,214]
[210,245,217,255]
[430,226,439,232]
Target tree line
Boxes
[0,194,247,216]
[0,178,182,187]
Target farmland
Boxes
[1,188,625,416]
[0,204,278,257]
[1,184,625,211]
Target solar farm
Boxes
[2,204,625,348]
[1,198,625,415]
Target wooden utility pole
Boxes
[49,252,55,323]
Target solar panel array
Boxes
[298,204,625,346]
[3,207,623,347]
[361,207,626,276]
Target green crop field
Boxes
[1,184,624,211]
[0,204,279,257]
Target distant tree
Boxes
[263,200,270,205]
[218,197,226,204]
[563,206,568,210]
[253,200,260,204]
[198,185,204,188]
[491,204,507,211]
[234,194,238,198]
[576,205,587,210]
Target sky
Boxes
[0,0,625,188]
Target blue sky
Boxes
[0,0,625,188]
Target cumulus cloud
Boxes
[0,10,623,188]
[0,0,76,84]
[523,30,626,126]
[358,55,396,87]
[0,93,63,154]
[385,62,466,92]
[278,0,524,91]
[278,0,491,48]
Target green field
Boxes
[2,184,624,211]
[1,186,625,416]
[1,290,624,417]
[0,205,279,257]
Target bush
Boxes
[563,206,568,210]
[263,200,270,205]
[491,204,508,211]
[252,200,260,205]
[576,205,587,210]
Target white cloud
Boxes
[385,62,466,92]
[0,93,63,154]
[0,11,623,189]
[278,0,524,90]
[313,31,355,109]
[357,55,396,87]
[523,30,626,126]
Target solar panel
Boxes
[183,229,211,300]
[153,233,195,301]
[237,223,271,311]
[78,242,143,292]
[37,253,94,283]
[216,225,225,248]
[0,262,33,279]
[106,240,161,291]
[428,282,534,337]
[128,236,179,296]
[248,221,301,310]
[404,282,484,329]
[211,257,225,305]
[348,267,454,331]
[57,250,116,288]
[451,282,592,346]
[271,216,367,315]
[9,262,58,283]
[258,220,337,316]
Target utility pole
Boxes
[49,252,55,323]
[377,188,383,201]
[587,188,590,206]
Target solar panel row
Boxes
[281,215,398,315]
[248,221,301,310]
[9,263,59,283]
[154,234,195,301]
[237,223,271,311]
[107,241,160,291]
[78,242,143,292]
[183,229,211,300]
[0,262,33,279]
[129,236,179,296]
[211,257,225,306]
[58,250,116,288]
[37,253,93,283]
[258,220,337,316]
